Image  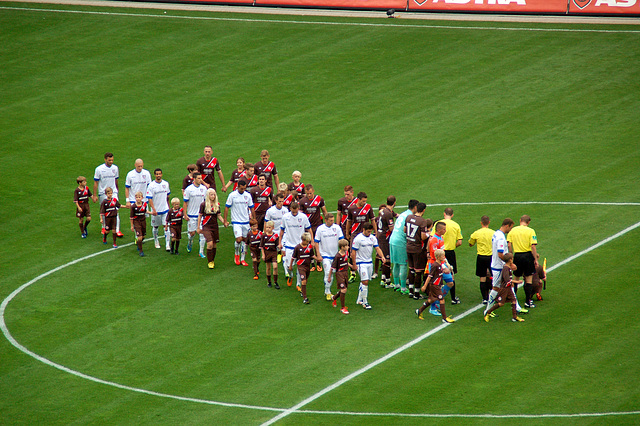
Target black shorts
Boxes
[407,251,427,271]
[444,250,458,274]
[513,252,535,277]
[475,255,492,278]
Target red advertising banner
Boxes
[569,0,640,14]
[256,0,406,8]
[407,0,567,13]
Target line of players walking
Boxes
[74,148,546,320]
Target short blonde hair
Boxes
[278,182,288,192]
[434,249,446,260]
[171,197,180,205]
[292,170,302,178]
[301,232,312,243]
[265,221,275,230]
[338,239,349,249]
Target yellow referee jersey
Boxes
[507,225,537,253]
[469,227,494,256]
[431,219,462,250]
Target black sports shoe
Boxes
[274,283,280,290]
[451,297,461,305]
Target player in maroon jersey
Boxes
[288,170,305,198]
[329,239,354,315]
[197,188,223,269]
[249,175,273,231]
[290,232,322,304]
[74,176,94,238]
[129,191,148,256]
[182,164,197,195]
[196,146,226,192]
[336,185,357,237]
[243,163,259,188]
[416,249,455,323]
[100,187,121,248]
[254,150,279,190]
[299,184,328,271]
[345,192,377,244]
[261,221,281,289]
[279,182,297,208]
[375,197,397,285]
[167,198,183,254]
[224,157,247,192]
[404,203,432,299]
[246,219,263,279]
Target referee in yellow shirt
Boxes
[432,207,463,304]
[468,215,494,305]
[507,215,539,309]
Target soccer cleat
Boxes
[287,277,292,287]
[524,301,536,308]
[451,297,461,305]
[267,283,272,288]
[517,307,529,314]
[484,314,490,322]
[277,253,282,263]
[442,316,455,324]
[512,316,525,322]
[536,292,544,301]
[274,283,280,290]
[316,264,322,272]
[81,233,87,239]
[199,252,206,258]
[112,244,118,248]
[380,281,386,287]
[348,271,357,283]
[371,273,378,279]
[155,240,160,249]
[296,284,301,292]
[385,283,395,289]
[429,307,441,316]
[139,251,144,257]
[234,254,240,265]
[482,300,488,305]
[116,231,124,238]
[208,261,215,269]
[310,266,316,272]
[332,299,337,308]
[253,274,259,280]
[489,312,497,318]
[187,242,192,253]
[326,293,333,301]
[400,289,410,295]
[340,307,349,315]
[303,298,310,304]
[363,303,372,310]
[240,260,249,267]
[416,308,424,320]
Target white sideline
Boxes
[260,219,640,425]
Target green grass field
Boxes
[1,2,640,424]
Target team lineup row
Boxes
[73,148,546,319]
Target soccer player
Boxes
[299,184,328,272]
[289,232,321,304]
[469,215,495,304]
[224,157,247,192]
[404,203,432,299]
[124,159,152,209]
[99,187,120,247]
[507,215,540,308]
[346,192,377,244]
[243,163,258,188]
[416,249,455,323]
[129,191,148,257]
[279,201,312,288]
[249,175,273,231]
[94,152,123,237]
[223,179,256,266]
[183,172,208,258]
[531,254,546,301]
[196,145,226,191]
[375,196,396,285]
[246,219,263,279]
[254,150,280,190]
[483,253,525,323]
[261,221,280,289]
[484,218,516,316]
[197,188,223,269]
[314,213,345,300]
[288,170,305,198]
[329,239,353,315]
[351,223,386,310]
[427,221,447,315]
[431,208,463,304]
[167,198,183,254]
[279,182,297,208]
[336,185,357,237]
[389,199,419,293]
[182,164,197,195]
[265,193,289,234]
[146,168,171,251]
[73,176,94,238]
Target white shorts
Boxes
[322,258,334,284]
[358,263,373,282]
[233,223,250,239]
[187,216,199,233]
[492,269,503,287]
[283,247,296,272]
[151,212,168,228]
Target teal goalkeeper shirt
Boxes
[389,209,412,246]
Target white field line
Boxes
[2,5,640,33]
[260,219,640,425]
[1,209,639,420]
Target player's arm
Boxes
[125,186,131,206]
[147,196,157,215]
[375,246,386,263]
[336,209,342,228]
[421,273,432,292]
[114,177,119,194]
[93,179,99,202]
[218,169,226,192]
[321,205,328,218]
[345,218,352,240]
[196,213,203,234]
[223,206,229,227]
[273,174,280,191]
[468,234,476,247]
[129,209,135,231]
[278,228,284,250]
[249,206,256,220]
[498,251,507,261]
[507,241,513,255]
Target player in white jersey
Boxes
[146,168,171,251]
[223,180,255,266]
[351,223,386,310]
[314,213,344,300]
[124,159,152,207]
[485,218,515,315]
[183,172,208,257]
[265,193,289,232]
[93,152,123,236]
[279,201,312,287]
